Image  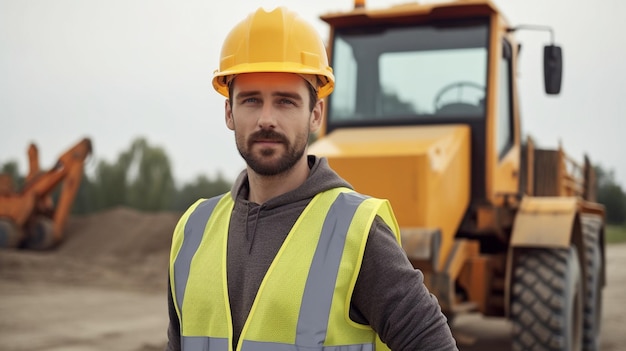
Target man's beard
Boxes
[236,128,308,176]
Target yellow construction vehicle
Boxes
[0,138,92,250]
[309,1,605,350]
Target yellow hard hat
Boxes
[212,7,335,98]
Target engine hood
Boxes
[309,124,471,242]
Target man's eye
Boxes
[242,97,259,104]
[279,99,295,105]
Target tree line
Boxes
[1,137,625,225]
[595,166,626,225]
[1,137,232,214]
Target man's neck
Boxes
[246,157,310,204]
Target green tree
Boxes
[173,173,232,211]
[1,160,23,190]
[9,136,234,214]
[88,137,176,212]
[93,158,129,210]
[71,172,99,215]
[125,138,176,211]
[595,165,626,224]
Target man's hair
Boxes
[228,76,319,113]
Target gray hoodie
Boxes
[166,155,457,350]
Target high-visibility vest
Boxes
[169,187,401,351]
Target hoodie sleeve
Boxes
[351,217,458,350]
[165,277,181,351]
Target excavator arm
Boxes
[0,138,92,249]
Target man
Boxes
[166,6,458,351]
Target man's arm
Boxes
[165,277,181,351]
[351,217,458,350]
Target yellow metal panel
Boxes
[492,14,522,200]
[484,14,499,204]
[445,240,480,280]
[321,0,498,28]
[311,125,467,158]
[433,239,481,312]
[493,145,521,203]
[309,125,471,269]
[510,196,578,248]
[458,255,490,313]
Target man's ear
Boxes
[225,99,235,130]
[310,99,324,133]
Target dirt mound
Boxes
[61,207,180,261]
[0,207,182,292]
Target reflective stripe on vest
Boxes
[173,195,224,326]
[170,188,399,351]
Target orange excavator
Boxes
[0,138,92,250]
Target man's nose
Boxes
[257,103,276,128]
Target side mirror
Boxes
[544,45,562,95]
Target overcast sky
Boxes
[1,0,624,188]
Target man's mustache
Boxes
[248,129,288,145]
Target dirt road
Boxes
[0,281,166,351]
[0,208,624,350]
[0,207,176,351]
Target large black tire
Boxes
[581,215,603,351]
[511,246,583,351]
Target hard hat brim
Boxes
[212,62,335,99]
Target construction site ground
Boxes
[1,207,624,351]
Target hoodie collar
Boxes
[230,155,353,208]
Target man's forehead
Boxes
[231,72,309,97]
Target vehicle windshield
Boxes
[328,19,489,128]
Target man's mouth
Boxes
[248,130,287,149]
[254,139,282,145]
